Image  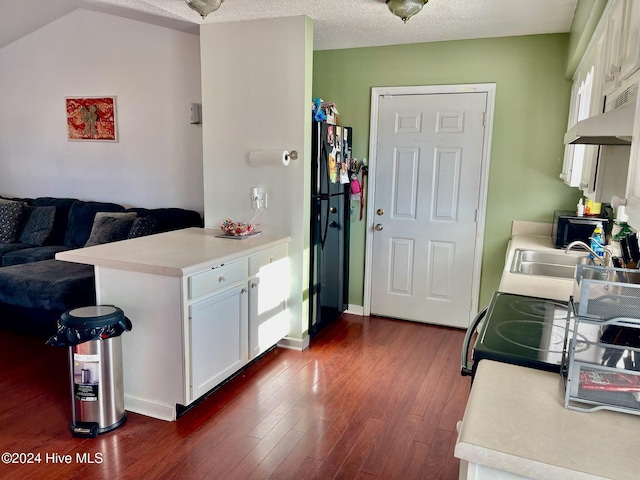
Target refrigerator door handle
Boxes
[320,198,330,247]
[320,138,332,197]
[461,305,488,377]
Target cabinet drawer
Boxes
[249,244,288,277]
[189,259,247,299]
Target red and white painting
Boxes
[66,97,117,141]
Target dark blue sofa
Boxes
[0,197,202,337]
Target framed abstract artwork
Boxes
[66,96,117,142]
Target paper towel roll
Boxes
[248,150,290,167]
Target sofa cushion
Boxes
[33,197,78,246]
[0,259,95,311]
[85,216,135,247]
[0,243,33,258]
[2,246,73,267]
[0,202,23,243]
[18,205,56,246]
[1,196,33,204]
[125,207,202,232]
[64,201,125,248]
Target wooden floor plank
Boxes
[0,314,468,480]
[333,417,385,479]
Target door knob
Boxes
[375,223,384,231]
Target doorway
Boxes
[364,84,495,328]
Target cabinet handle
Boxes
[269,257,274,263]
[251,282,258,288]
[218,275,226,283]
[241,288,247,294]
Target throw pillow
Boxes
[127,216,157,239]
[85,216,135,247]
[0,202,22,243]
[93,211,137,223]
[18,206,56,246]
[0,202,24,243]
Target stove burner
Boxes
[495,320,590,354]
[510,299,567,320]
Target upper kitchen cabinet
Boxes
[601,0,626,95]
[600,0,640,93]
[561,45,600,188]
[620,0,640,81]
[563,0,640,204]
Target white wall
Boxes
[0,9,204,212]
[200,16,313,344]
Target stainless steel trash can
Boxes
[47,305,132,438]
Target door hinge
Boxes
[475,209,480,223]
[482,112,487,126]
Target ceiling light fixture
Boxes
[186,0,225,19]
[386,0,428,23]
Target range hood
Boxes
[564,103,635,145]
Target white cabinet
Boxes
[561,48,599,188]
[564,0,640,202]
[189,283,248,400]
[600,0,640,91]
[601,0,626,95]
[620,0,640,80]
[187,246,289,400]
[459,460,531,480]
[578,29,608,196]
[247,244,289,360]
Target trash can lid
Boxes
[61,305,125,328]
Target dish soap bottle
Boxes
[590,222,605,259]
[576,198,585,216]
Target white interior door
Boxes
[368,90,489,328]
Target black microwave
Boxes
[552,210,609,248]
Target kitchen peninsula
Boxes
[57,227,291,421]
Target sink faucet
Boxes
[565,240,611,266]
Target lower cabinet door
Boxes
[248,276,289,360]
[189,284,248,400]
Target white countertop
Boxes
[498,221,588,302]
[56,227,291,276]
[455,360,640,480]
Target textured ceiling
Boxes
[0,0,579,51]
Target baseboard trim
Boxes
[125,394,176,422]
[277,335,310,351]
[345,304,364,316]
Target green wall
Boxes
[313,34,581,311]
[566,0,607,78]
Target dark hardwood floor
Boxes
[0,314,470,479]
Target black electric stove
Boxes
[462,291,595,378]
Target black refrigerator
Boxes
[309,122,351,336]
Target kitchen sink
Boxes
[510,249,593,279]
